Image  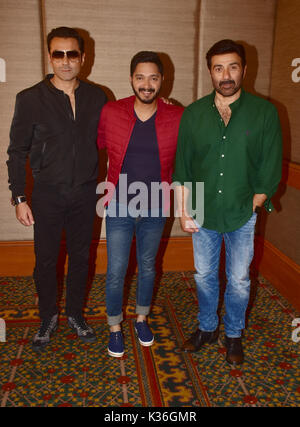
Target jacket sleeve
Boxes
[97,104,107,150]
[172,108,193,185]
[7,92,34,199]
[253,104,282,212]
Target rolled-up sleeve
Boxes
[253,104,282,212]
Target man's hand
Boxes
[161,97,173,105]
[175,185,199,233]
[16,202,35,226]
[253,193,267,212]
[179,212,199,233]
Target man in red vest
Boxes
[97,51,183,357]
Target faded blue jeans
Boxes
[105,200,166,326]
[192,213,257,338]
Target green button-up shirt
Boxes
[173,89,282,232]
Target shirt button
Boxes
[223,136,226,139]
[218,190,222,193]
[221,154,225,158]
[220,173,223,176]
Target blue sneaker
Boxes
[108,331,124,357]
[134,321,154,347]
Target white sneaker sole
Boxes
[135,328,154,347]
[137,338,154,347]
[108,348,124,358]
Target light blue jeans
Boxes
[192,213,257,338]
[105,201,166,326]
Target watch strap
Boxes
[11,196,27,206]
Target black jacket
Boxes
[7,75,107,198]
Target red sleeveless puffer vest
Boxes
[97,95,184,206]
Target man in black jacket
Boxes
[7,27,107,352]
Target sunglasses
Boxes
[51,50,81,61]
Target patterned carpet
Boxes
[0,272,299,407]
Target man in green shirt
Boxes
[173,39,282,364]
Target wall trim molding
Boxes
[282,159,300,190]
[253,236,300,311]
[0,236,299,311]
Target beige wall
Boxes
[1,0,294,251]
[0,0,42,241]
[198,0,277,98]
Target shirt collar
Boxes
[44,74,81,94]
[211,87,245,111]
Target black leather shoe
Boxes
[225,336,244,365]
[182,328,219,352]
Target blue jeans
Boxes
[192,213,257,338]
[105,201,166,326]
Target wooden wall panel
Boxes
[1,237,299,312]
[270,0,300,163]
[260,180,300,266]
[262,0,300,267]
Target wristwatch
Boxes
[11,195,27,206]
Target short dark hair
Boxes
[47,27,84,53]
[206,39,246,70]
[130,51,164,76]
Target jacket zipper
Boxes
[64,93,76,187]
[40,141,47,170]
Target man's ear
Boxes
[243,64,247,79]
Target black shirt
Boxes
[7,75,107,198]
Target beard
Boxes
[131,84,160,104]
[213,77,243,97]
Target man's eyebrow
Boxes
[134,73,160,77]
[213,62,240,68]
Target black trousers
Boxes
[31,182,97,320]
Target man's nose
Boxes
[144,78,153,88]
[62,54,70,65]
[222,68,230,79]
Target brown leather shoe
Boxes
[225,336,244,365]
[182,328,219,352]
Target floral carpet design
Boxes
[0,272,299,407]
